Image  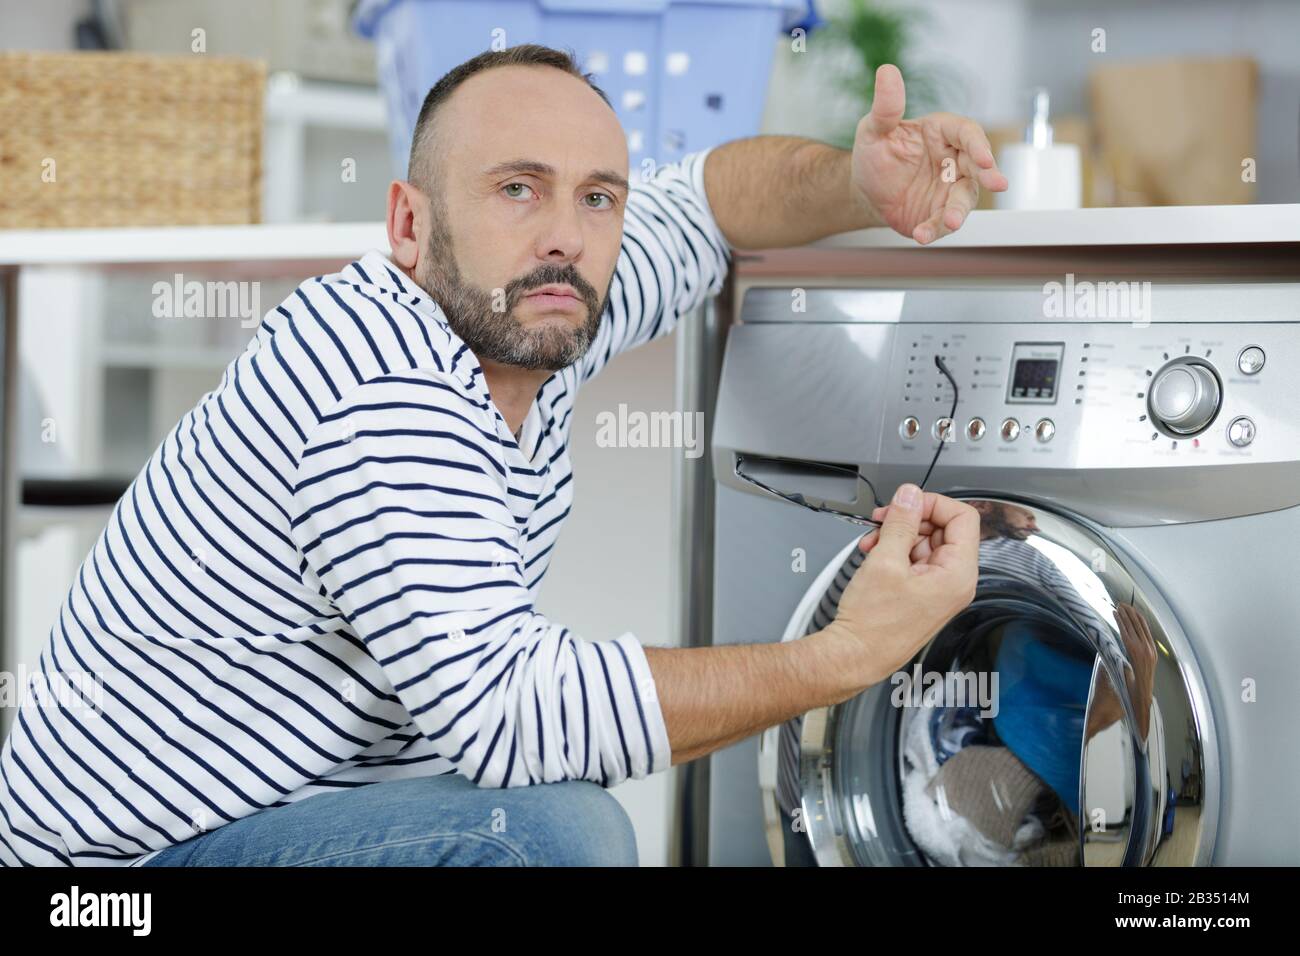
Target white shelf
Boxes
[813,204,1300,250]
[0,222,389,266]
[3,204,1296,269]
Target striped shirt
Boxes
[0,147,731,867]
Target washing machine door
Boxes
[758,497,1217,867]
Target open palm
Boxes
[852,64,1009,244]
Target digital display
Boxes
[1010,358,1058,401]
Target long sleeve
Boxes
[288,372,672,788]
[577,146,733,386]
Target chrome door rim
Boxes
[759,496,1219,867]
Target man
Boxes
[0,44,1004,867]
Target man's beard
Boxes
[416,211,608,372]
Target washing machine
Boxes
[703,282,1300,866]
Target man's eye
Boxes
[584,193,612,209]
[503,182,534,200]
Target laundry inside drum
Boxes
[825,612,1099,867]
[898,618,1094,866]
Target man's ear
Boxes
[387,179,426,273]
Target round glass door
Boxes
[759,498,1217,867]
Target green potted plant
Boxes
[803,0,965,148]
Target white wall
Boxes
[0,0,89,50]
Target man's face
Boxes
[1006,505,1039,537]
[413,65,629,372]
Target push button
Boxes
[967,417,986,441]
[1000,417,1020,441]
[1237,346,1265,375]
[899,416,920,440]
[1035,418,1056,443]
[1227,416,1256,447]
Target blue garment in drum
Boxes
[991,621,1095,817]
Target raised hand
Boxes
[852,64,1009,244]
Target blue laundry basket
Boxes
[353,0,810,177]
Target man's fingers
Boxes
[864,63,906,139]
[914,175,976,243]
[915,492,973,528]
[936,112,996,167]
[1118,604,1157,659]
[877,492,980,571]
[940,177,979,232]
[863,527,944,561]
[937,112,1009,192]
[975,163,1009,192]
[922,500,981,573]
[1132,605,1155,646]
[957,148,1007,192]
[914,212,948,245]
[872,502,939,536]
[868,482,924,566]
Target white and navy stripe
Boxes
[0,148,731,866]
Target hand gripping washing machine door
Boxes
[758,497,1218,867]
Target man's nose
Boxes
[533,198,585,262]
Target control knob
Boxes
[1148,359,1221,435]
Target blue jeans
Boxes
[142,772,639,866]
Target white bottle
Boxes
[994,89,1082,210]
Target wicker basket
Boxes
[0,52,264,228]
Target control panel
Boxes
[883,321,1295,469]
[717,284,1300,524]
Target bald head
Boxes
[407,44,618,196]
